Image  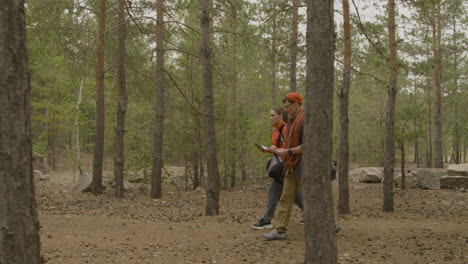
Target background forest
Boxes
[26,0,467,190]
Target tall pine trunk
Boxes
[228,3,238,189]
[289,0,299,92]
[271,18,278,105]
[451,15,460,164]
[433,3,444,168]
[383,0,398,212]
[201,0,220,216]
[151,0,165,199]
[426,79,433,168]
[303,0,337,262]
[114,0,128,198]
[0,1,42,262]
[338,0,351,215]
[88,0,107,194]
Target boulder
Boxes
[414,169,440,190]
[124,180,137,191]
[353,167,383,183]
[74,172,92,192]
[137,184,150,195]
[394,172,418,188]
[194,186,204,193]
[108,180,137,191]
[33,170,50,181]
[32,152,49,173]
[440,176,468,189]
[447,163,468,176]
[128,170,146,183]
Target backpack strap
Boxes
[275,123,287,148]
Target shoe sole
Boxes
[252,224,274,230]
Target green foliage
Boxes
[25,0,467,183]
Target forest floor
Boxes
[36,161,467,264]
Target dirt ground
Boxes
[36,165,467,264]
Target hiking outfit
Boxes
[252,121,303,230]
[263,103,305,240]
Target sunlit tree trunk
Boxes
[201,0,220,216]
[303,0,337,262]
[0,1,42,262]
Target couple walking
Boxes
[253,92,340,240]
[253,92,305,240]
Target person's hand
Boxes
[276,148,289,158]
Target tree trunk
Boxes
[383,0,398,212]
[290,0,299,92]
[193,153,200,190]
[271,18,278,105]
[338,0,351,215]
[200,153,205,188]
[433,3,444,168]
[88,0,107,194]
[75,78,84,181]
[400,141,406,190]
[46,110,56,171]
[201,0,220,216]
[228,3,238,189]
[451,19,460,164]
[114,0,128,198]
[426,79,433,168]
[0,0,43,262]
[303,0,337,262]
[151,0,165,199]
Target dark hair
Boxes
[272,106,288,122]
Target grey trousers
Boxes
[262,179,303,221]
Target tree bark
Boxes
[451,17,460,164]
[303,0,337,262]
[433,2,444,168]
[0,1,43,262]
[383,0,398,212]
[151,0,165,199]
[114,0,128,198]
[47,113,56,171]
[338,0,351,215]
[201,0,220,216]
[271,18,278,105]
[74,78,84,181]
[426,79,433,168]
[228,2,238,189]
[88,0,107,194]
[289,0,299,92]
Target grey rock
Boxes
[128,170,146,183]
[394,172,418,188]
[34,170,50,181]
[415,169,440,190]
[33,152,49,173]
[74,172,92,192]
[440,176,468,189]
[354,167,383,183]
[447,163,468,176]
